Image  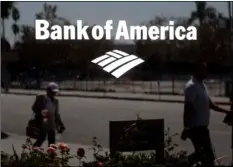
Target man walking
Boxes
[32,82,65,147]
[181,61,231,166]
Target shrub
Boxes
[2,131,231,167]
[1,115,232,167]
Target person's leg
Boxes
[188,128,203,165]
[47,130,56,146]
[200,128,215,166]
[188,128,207,164]
[33,130,46,147]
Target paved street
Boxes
[1,94,232,162]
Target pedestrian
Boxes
[32,82,65,147]
[181,60,231,166]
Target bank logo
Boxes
[91,50,144,78]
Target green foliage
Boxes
[135,2,231,67]
[12,24,20,35]
[1,2,18,39]
[13,3,113,73]
[3,2,232,77]
[35,3,70,26]
[12,7,20,22]
[1,2,20,43]
[1,1,15,19]
[1,128,231,167]
[188,2,217,25]
[1,139,73,167]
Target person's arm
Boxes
[184,103,196,129]
[209,97,230,114]
[32,95,41,114]
[32,96,37,112]
[32,95,47,120]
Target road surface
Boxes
[1,94,232,162]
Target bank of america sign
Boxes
[91,50,144,78]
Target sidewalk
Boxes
[1,133,109,165]
[2,89,230,105]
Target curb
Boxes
[2,92,231,106]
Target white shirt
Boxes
[184,77,210,128]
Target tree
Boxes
[135,16,168,60]
[135,16,190,63]
[16,3,114,79]
[188,2,217,25]
[11,7,20,44]
[187,2,230,63]
[1,37,11,52]
[134,9,230,78]
[17,3,71,71]
[1,1,14,38]
[35,3,70,26]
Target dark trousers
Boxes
[33,129,56,147]
[188,127,215,166]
